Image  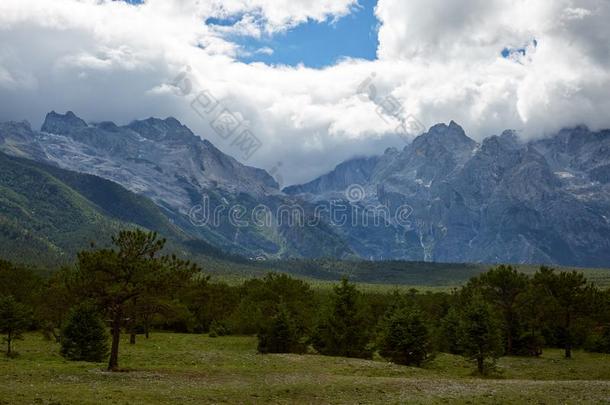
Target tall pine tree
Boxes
[73,229,199,371]
[458,294,504,374]
[312,278,372,359]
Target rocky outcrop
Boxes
[286,123,610,267]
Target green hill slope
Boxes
[0,151,202,266]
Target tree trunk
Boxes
[477,356,484,374]
[130,298,137,345]
[108,309,122,371]
[564,311,572,359]
[143,312,151,339]
[6,330,11,356]
[506,310,514,355]
[528,324,542,356]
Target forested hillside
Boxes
[0,151,217,265]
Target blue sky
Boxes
[208,0,379,68]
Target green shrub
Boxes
[209,320,230,338]
[378,307,433,366]
[60,304,109,362]
[584,326,610,354]
[257,305,306,354]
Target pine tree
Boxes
[439,307,463,355]
[73,229,199,371]
[0,295,31,357]
[312,278,372,359]
[469,265,529,354]
[257,304,305,354]
[532,267,596,359]
[458,294,504,375]
[378,307,432,366]
[61,303,109,362]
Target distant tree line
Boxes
[1,230,609,375]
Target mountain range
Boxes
[1,111,609,267]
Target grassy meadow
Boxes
[1,332,609,404]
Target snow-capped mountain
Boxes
[1,112,609,266]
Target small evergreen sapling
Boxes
[61,303,109,362]
[257,304,306,354]
[378,307,433,366]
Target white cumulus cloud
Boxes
[0,0,609,185]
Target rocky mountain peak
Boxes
[284,155,379,195]
[127,116,195,142]
[412,121,477,154]
[498,129,521,147]
[401,121,479,177]
[41,111,88,135]
[93,121,120,132]
[480,132,521,155]
[426,120,466,137]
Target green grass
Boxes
[1,333,609,404]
